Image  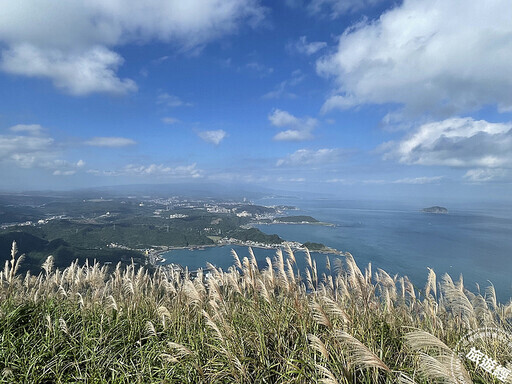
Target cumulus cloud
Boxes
[85,137,137,147]
[317,0,512,115]
[198,130,227,145]
[0,0,266,95]
[269,109,317,141]
[291,36,327,55]
[277,148,344,166]
[383,117,512,168]
[2,45,137,95]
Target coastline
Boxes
[142,218,340,267]
[250,220,335,227]
[146,239,342,267]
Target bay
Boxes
[161,199,512,302]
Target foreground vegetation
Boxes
[1,242,511,383]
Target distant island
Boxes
[422,206,448,214]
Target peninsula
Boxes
[0,192,337,273]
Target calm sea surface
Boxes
[161,199,512,302]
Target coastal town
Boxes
[0,192,338,274]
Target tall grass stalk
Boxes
[0,241,510,383]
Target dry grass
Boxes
[0,241,510,383]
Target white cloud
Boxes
[0,135,55,168]
[392,176,444,184]
[198,130,227,145]
[158,93,193,108]
[53,169,76,176]
[383,117,512,168]
[0,0,266,94]
[277,148,344,166]
[269,109,317,141]
[87,163,202,178]
[327,176,444,185]
[276,177,306,182]
[273,130,312,141]
[85,137,137,147]
[292,36,327,55]
[463,168,508,183]
[0,127,84,176]
[317,0,512,115]
[123,163,202,178]
[2,45,137,95]
[161,117,180,125]
[9,124,44,135]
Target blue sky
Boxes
[0,0,511,202]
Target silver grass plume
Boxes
[310,301,332,329]
[248,247,258,269]
[315,364,339,384]
[425,267,437,298]
[231,249,242,270]
[308,334,329,359]
[395,372,418,384]
[404,330,452,354]
[405,330,472,383]
[441,273,474,326]
[59,318,69,335]
[485,282,497,311]
[335,330,390,372]
[144,321,157,337]
[323,296,351,324]
[285,243,296,265]
[305,247,313,270]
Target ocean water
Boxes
[161,199,512,302]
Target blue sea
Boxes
[162,199,512,303]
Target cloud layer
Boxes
[383,117,512,169]
[85,137,137,147]
[0,125,84,175]
[277,148,344,166]
[0,0,265,95]
[318,0,512,115]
